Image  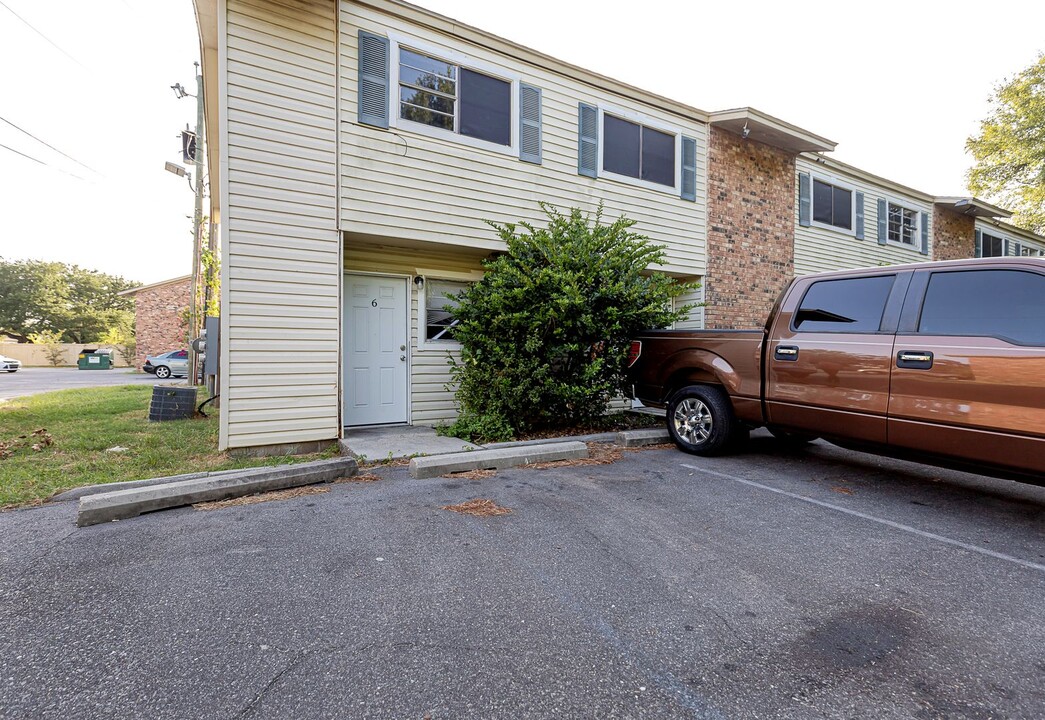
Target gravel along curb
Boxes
[76,457,358,527]
[409,441,588,479]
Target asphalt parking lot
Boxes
[1,436,1043,719]
[0,367,177,402]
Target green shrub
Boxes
[444,203,697,441]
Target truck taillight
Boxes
[627,341,642,368]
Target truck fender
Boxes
[659,348,743,402]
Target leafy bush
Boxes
[444,204,697,441]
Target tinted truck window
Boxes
[918,269,1045,345]
[793,275,895,333]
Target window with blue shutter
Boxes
[798,173,811,227]
[519,84,542,164]
[578,103,598,177]
[358,31,390,128]
[920,211,929,255]
[681,136,697,201]
[854,192,865,239]
[877,199,888,245]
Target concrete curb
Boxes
[76,457,358,527]
[482,432,618,450]
[616,428,671,447]
[409,441,588,479]
[53,467,254,503]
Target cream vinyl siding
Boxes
[339,4,708,277]
[673,282,705,330]
[794,157,932,276]
[345,241,486,425]
[221,0,341,450]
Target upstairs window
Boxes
[602,114,675,187]
[812,179,852,230]
[398,48,511,146]
[1022,245,1044,257]
[980,232,1005,257]
[887,202,919,245]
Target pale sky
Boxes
[0,0,1042,285]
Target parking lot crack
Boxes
[234,648,309,719]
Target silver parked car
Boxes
[143,350,189,379]
[0,354,21,373]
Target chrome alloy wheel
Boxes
[673,397,713,445]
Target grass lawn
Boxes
[0,385,333,508]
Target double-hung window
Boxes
[602,114,676,187]
[398,47,511,147]
[979,232,1005,257]
[423,279,469,345]
[886,202,918,246]
[811,179,852,231]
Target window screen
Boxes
[793,275,895,333]
[460,69,511,146]
[918,270,1045,345]
[811,179,852,230]
[425,279,469,342]
[980,233,1005,257]
[602,114,676,187]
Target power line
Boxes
[0,0,86,69]
[0,115,100,176]
[0,142,87,182]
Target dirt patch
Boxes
[443,469,498,480]
[625,442,676,452]
[334,473,381,484]
[441,498,512,517]
[527,442,623,470]
[193,485,329,511]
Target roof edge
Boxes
[933,196,1012,219]
[709,107,836,154]
[117,275,192,297]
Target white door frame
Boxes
[342,271,412,427]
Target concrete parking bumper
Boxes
[616,428,671,447]
[409,441,588,479]
[76,457,358,527]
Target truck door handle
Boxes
[774,345,799,362]
[896,351,933,369]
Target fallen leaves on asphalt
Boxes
[443,469,497,480]
[193,485,329,510]
[530,442,623,469]
[334,473,381,483]
[441,498,512,517]
[830,486,854,495]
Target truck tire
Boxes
[666,385,739,456]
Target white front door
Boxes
[343,274,408,426]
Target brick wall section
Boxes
[133,278,191,368]
[704,127,796,329]
[932,207,975,261]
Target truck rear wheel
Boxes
[666,385,739,456]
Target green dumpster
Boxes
[77,348,114,370]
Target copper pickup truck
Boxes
[627,257,1045,483]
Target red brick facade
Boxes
[131,277,191,368]
[932,207,975,261]
[704,127,796,329]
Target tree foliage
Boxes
[967,54,1045,233]
[445,204,697,441]
[0,258,138,344]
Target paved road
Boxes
[2,436,1043,718]
[0,367,178,402]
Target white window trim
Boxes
[979,229,1009,257]
[387,33,520,157]
[883,197,923,250]
[809,174,856,236]
[595,105,682,195]
[415,270,483,352]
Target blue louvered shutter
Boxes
[920,211,929,255]
[578,103,598,177]
[855,192,865,239]
[1014,241,1023,257]
[519,84,542,164]
[680,136,697,201]
[974,229,982,257]
[798,173,811,227]
[358,31,389,128]
[1004,238,1010,256]
[877,199,888,245]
